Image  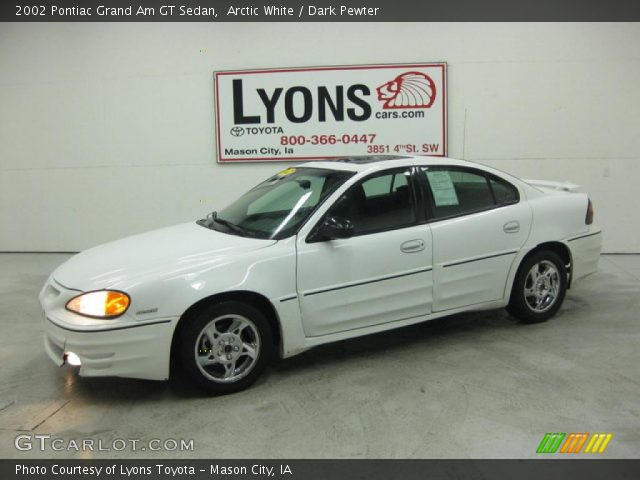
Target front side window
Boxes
[325,168,416,235]
[200,167,353,239]
[423,167,519,220]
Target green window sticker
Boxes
[426,171,459,206]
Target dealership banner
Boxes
[214,64,446,162]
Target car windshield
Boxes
[199,167,354,240]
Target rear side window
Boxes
[490,177,519,205]
[423,168,518,220]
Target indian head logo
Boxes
[376,71,436,109]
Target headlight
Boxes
[65,290,130,318]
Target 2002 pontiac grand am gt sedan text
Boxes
[39,156,602,394]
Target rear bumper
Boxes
[567,229,602,284]
[43,315,178,381]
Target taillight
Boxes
[585,198,594,225]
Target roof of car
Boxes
[297,155,480,173]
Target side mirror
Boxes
[313,216,355,241]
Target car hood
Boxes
[53,222,277,291]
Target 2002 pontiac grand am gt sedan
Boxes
[40,156,602,394]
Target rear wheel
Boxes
[507,250,567,323]
[178,301,273,394]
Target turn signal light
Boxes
[66,291,130,318]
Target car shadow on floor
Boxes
[67,307,523,402]
[270,308,521,376]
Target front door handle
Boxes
[400,239,425,253]
[503,221,520,233]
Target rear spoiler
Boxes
[524,179,581,192]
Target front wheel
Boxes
[507,250,567,323]
[178,301,273,394]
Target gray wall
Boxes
[1,23,638,252]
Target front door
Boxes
[296,167,434,337]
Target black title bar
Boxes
[4,460,640,480]
[3,0,640,21]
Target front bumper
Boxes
[43,316,177,381]
[40,278,178,381]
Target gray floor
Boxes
[0,253,638,459]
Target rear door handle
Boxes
[503,221,520,233]
[400,239,425,253]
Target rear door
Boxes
[419,166,531,312]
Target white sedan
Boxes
[40,156,602,394]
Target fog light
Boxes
[64,352,81,366]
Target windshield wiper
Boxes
[211,213,256,238]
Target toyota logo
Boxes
[230,127,244,137]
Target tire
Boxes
[507,250,567,324]
[178,301,273,395]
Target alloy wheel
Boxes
[194,314,261,384]
[523,260,560,313]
